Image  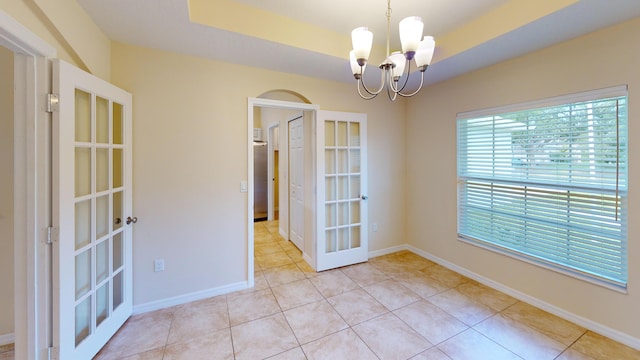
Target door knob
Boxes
[126,216,138,225]
[114,217,122,225]
[361,195,368,200]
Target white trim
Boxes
[247,98,320,291]
[368,245,408,259]
[267,123,278,221]
[405,244,640,351]
[132,281,248,315]
[0,10,56,360]
[0,333,14,346]
[0,11,56,56]
[457,85,628,120]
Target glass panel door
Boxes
[316,111,367,271]
[53,59,133,359]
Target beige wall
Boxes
[406,17,640,340]
[110,42,407,305]
[0,0,110,79]
[0,45,14,337]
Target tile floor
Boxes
[5,220,639,359]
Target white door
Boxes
[289,116,304,250]
[316,111,368,271]
[52,59,133,359]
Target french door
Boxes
[316,111,368,271]
[52,59,133,359]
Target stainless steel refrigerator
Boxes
[253,142,268,221]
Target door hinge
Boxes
[47,93,59,113]
[46,226,59,245]
[47,346,59,360]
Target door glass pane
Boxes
[75,89,91,142]
[96,195,109,239]
[338,227,349,251]
[96,96,109,144]
[113,191,123,231]
[96,240,109,284]
[350,176,360,200]
[113,271,124,310]
[75,296,91,346]
[113,148,123,188]
[350,149,360,173]
[96,148,109,192]
[75,200,91,250]
[338,202,349,226]
[337,149,348,173]
[75,249,91,300]
[337,121,347,146]
[326,203,336,228]
[351,201,360,224]
[113,232,123,270]
[75,147,91,197]
[325,150,335,174]
[350,123,360,146]
[113,102,123,145]
[325,177,336,201]
[325,229,336,253]
[337,176,348,200]
[325,121,335,146]
[96,283,109,327]
[351,226,361,248]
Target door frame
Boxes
[267,123,278,221]
[0,10,56,360]
[247,98,318,287]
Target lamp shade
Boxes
[399,16,423,58]
[389,52,406,79]
[350,50,365,76]
[415,36,435,67]
[351,27,373,63]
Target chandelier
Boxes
[349,0,436,100]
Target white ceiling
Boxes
[76,0,640,86]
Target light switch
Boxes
[240,181,248,192]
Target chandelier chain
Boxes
[386,0,392,57]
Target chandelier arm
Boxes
[357,79,379,100]
[386,70,398,101]
[395,60,412,93]
[397,70,425,97]
[359,65,386,96]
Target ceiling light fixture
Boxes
[349,0,435,101]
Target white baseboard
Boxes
[279,228,287,240]
[405,245,640,351]
[368,244,408,259]
[132,281,248,315]
[0,333,14,346]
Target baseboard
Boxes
[368,244,409,259]
[132,281,248,315]
[0,333,14,346]
[279,228,287,240]
[405,245,640,351]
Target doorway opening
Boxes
[0,10,57,359]
[247,93,319,288]
[0,44,14,354]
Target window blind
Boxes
[457,87,628,288]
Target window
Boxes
[456,86,628,289]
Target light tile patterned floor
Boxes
[8,220,638,359]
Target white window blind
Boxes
[457,87,628,289]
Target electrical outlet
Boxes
[154,258,165,272]
[373,223,378,232]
